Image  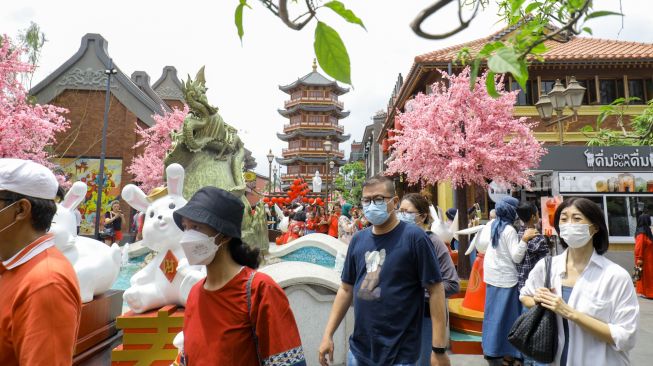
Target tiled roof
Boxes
[415,29,653,64]
[279,71,349,95]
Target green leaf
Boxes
[582,27,593,35]
[486,71,500,98]
[580,125,594,133]
[234,0,251,43]
[585,10,623,20]
[525,2,541,13]
[324,1,366,30]
[469,58,481,90]
[314,21,352,85]
[479,41,505,57]
[487,48,528,89]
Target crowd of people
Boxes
[0,157,649,365]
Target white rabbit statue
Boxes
[121,163,205,313]
[274,203,289,233]
[430,205,460,243]
[455,219,494,256]
[50,181,122,303]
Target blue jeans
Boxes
[347,350,416,366]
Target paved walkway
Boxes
[449,297,653,365]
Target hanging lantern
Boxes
[382,138,389,153]
[394,116,403,131]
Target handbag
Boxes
[508,256,558,363]
[101,226,115,238]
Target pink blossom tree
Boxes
[386,67,546,276]
[128,105,188,193]
[0,35,70,184]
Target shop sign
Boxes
[558,172,653,193]
[537,146,653,172]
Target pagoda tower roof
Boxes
[279,60,349,95]
[276,156,347,165]
[278,104,350,118]
[277,130,350,142]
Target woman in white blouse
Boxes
[520,197,639,366]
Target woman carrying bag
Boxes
[173,187,306,366]
[520,197,639,366]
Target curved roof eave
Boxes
[30,33,167,126]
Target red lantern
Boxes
[309,198,315,204]
[388,130,395,138]
[293,179,301,185]
[263,197,270,203]
[302,197,309,203]
[382,138,389,153]
[285,197,291,204]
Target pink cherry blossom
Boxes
[128,105,188,192]
[386,67,546,189]
[0,35,70,185]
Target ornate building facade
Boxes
[277,61,350,192]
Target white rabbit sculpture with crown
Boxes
[121,163,204,313]
[50,181,122,303]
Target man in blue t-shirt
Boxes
[318,175,450,366]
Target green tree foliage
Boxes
[583,98,653,146]
[333,161,366,204]
[234,1,621,90]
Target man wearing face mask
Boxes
[172,186,306,366]
[0,159,82,366]
[319,175,449,366]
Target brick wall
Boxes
[51,89,148,235]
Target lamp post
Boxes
[323,139,332,205]
[266,149,274,193]
[272,165,278,193]
[535,77,585,146]
[329,160,335,203]
[94,59,118,239]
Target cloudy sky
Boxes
[3,0,650,176]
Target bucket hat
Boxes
[173,187,243,241]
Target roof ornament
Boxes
[312,58,317,72]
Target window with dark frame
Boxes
[540,80,557,96]
[511,80,533,106]
[577,79,597,105]
[628,79,646,104]
[599,79,625,105]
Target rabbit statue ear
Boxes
[122,184,149,212]
[429,205,439,224]
[61,182,88,210]
[166,164,185,197]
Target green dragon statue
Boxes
[165,67,268,251]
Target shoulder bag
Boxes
[507,256,558,363]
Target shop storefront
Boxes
[532,146,653,244]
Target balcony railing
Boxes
[281,173,334,181]
[284,96,344,109]
[283,122,344,133]
[282,147,345,158]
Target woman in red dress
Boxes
[635,214,653,298]
[173,187,306,365]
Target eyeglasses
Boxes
[361,196,393,207]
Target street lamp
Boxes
[535,77,585,145]
[329,160,335,202]
[272,165,278,193]
[538,78,586,141]
[266,149,274,192]
[94,59,118,239]
[323,139,332,204]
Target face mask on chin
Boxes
[179,229,222,266]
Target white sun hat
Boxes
[0,159,58,200]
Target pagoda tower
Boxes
[277,60,350,192]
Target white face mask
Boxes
[559,223,593,249]
[179,229,221,266]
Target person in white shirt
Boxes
[520,197,639,366]
[483,196,539,365]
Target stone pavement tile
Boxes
[449,298,653,366]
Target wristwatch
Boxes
[432,346,447,354]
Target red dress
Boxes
[183,268,306,365]
[327,214,339,238]
[635,233,653,298]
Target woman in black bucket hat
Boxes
[173,187,306,366]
